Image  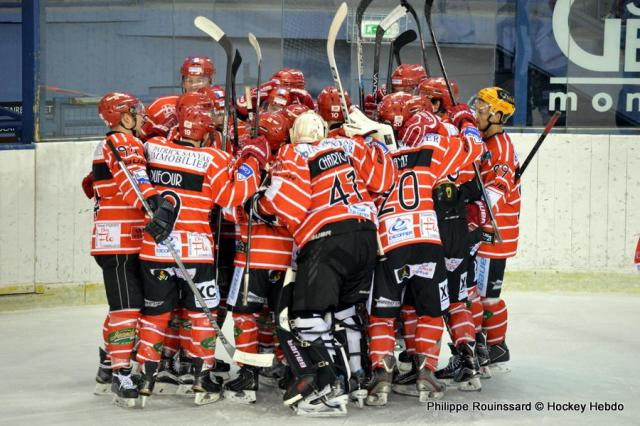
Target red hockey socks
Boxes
[257,306,275,354]
[102,313,110,358]
[415,315,444,372]
[482,298,508,345]
[162,309,181,358]
[187,310,217,368]
[448,302,475,347]
[137,312,171,364]
[105,309,139,369]
[400,305,418,356]
[467,286,484,332]
[368,316,395,369]
[233,312,260,355]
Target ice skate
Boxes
[223,365,259,404]
[392,357,419,397]
[111,367,139,408]
[365,355,396,406]
[192,371,223,405]
[259,362,286,388]
[452,342,482,391]
[138,361,159,408]
[154,355,180,395]
[348,369,368,408]
[94,347,112,395]
[415,355,445,403]
[293,383,348,417]
[488,341,511,373]
[175,354,195,395]
[475,332,492,378]
[396,349,412,373]
[211,358,231,381]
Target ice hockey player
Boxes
[317,86,351,132]
[471,87,520,370]
[222,111,294,404]
[134,106,270,407]
[252,111,394,416]
[90,92,159,407]
[390,64,428,95]
[366,101,485,406]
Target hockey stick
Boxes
[230,49,242,147]
[194,16,238,310]
[401,0,430,76]
[328,2,352,125]
[356,0,374,109]
[385,29,417,92]
[372,4,408,96]
[104,139,273,368]
[243,33,262,306]
[423,0,502,243]
[514,111,561,182]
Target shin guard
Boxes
[233,312,260,355]
[187,310,217,369]
[482,298,508,346]
[448,302,475,347]
[400,305,418,356]
[415,315,444,372]
[137,312,171,364]
[367,316,396,369]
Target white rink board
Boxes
[0,134,638,290]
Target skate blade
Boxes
[194,391,222,405]
[418,390,444,403]
[154,382,179,395]
[112,395,137,409]
[349,389,367,408]
[455,377,482,392]
[223,389,256,404]
[94,383,112,395]
[295,396,348,417]
[479,366,492,379]
[176,384,195,396]
[139,395,150,408]
[489,363,511,374]
[391,384,419,397]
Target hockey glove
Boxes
[448,103,477,130]
[237,136,271,169]
[243,191,277,226]
[81,172,95,199]
[466,200,489,232]
[145,195,176,243]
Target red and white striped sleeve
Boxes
[208,150,261,208]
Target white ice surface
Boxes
[0,291,638,425]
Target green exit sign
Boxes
[361,20,400,40]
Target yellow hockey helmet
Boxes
[475,87,516,123]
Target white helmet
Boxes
[290,111,327,144]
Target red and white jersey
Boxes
[140,137,260,263]
[478,131,521,259]
[259,136,395,248]
[91,132,158,255]
[377,128,485,252]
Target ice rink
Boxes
[1,290,638,425]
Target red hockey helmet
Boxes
[98,92,144,128]
[317,86,351,123]
[179,107,214,141]
[391,64,428,94]
[377,92,428,130]
[419,77,459,109]
[199,86,226,114]
[140,95,179,138]
[273,68,305,90]
[258,111,291,151]
[267,87,292,110]
[398,111,446,147]
[176,91,213,117]
[283,104,311,126]
[180,56,215,79]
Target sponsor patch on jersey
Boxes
[439,279,450,310]
[95,222,121,249]
[475,257,490,297]
[459,272,469,300]
[394,262,437,283]
[421,134,441,146]
[386,215,414,244]
[187,232,212,258]
[419,212,440,241]
[134,169,150,185]
[237,163,254,181]
[445,257,464,272]
[462,126,483,144]
[154,233,181,258]
[194,279,219,309]
[374,296,401,309]
[348,203,373,220]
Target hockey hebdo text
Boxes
[425,401,624,414]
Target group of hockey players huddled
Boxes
[82,54,520,416]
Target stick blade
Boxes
[395,29,417,49]
[328,2,348,56]
[381,4,408,31]
[248,32,262,62]
[194,16,225,42]
[232,350,275,368]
